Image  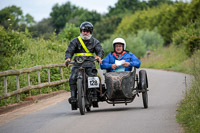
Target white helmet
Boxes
[112,38,126,50]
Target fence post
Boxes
[4,76,7,104]
[47,68,50,83]
[59,67,64,79]
[27,72,31,96]
[16,75,20,101]
[38,70,41,94]
[59,67,65,90]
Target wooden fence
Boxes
[0,64,68,100]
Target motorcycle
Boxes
[68,56,148,115]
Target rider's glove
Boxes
[65,58,71,66]
[95,56,102,64]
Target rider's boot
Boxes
[68,85,77,110]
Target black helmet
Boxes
[80,21,93,33]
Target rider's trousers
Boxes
[69,65,95,98]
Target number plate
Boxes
[88,77,99,88]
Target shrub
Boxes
[0,26,28,71]
[102,28,163,58]
[101,34,146,58]
[125,34,146,57]
[115,1,200,45]
[172,20,200,56]
[136,28,164,50]
[57,23,79,41]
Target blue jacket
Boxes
[100,51,141,72]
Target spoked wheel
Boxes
[139,70,148,109]
[78,79,85,115]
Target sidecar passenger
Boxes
[100,38,141,72]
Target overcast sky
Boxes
[0,0,118,22]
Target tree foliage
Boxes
[58,23,79,41]
[136,28,164,50]
[30,18,54,39]
[93,16,121,42]
[0,5,23,29]
[172,20,200,56]
[0,26,28,70]
[0,5,35,30]
[115,0,200,45]
[95,0,174,43]
[101,29,163,57]
[50,2,101,33]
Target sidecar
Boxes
[102,67,148,108]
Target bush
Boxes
[102,29,163,58]
[115,0,200,45]
[136,28,164,50]
[57,23,79,41]
[101,34,146,58]
[0,26,28,71]
[0,32,71,106]
[125,34,146,57]
[172,20,200,56]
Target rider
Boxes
[100,38,140,72]
[65,21,104,109]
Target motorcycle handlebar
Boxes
[66,58,99,66]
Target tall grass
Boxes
[176,50,200,133]
[141,45,190,73]
[141,46,200,133]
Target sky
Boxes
[0,0,118,22]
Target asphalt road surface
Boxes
[0,69,191,133]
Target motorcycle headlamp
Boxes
[75,56,84,64]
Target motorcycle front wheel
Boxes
[78,78,86,115]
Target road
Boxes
[0,69,191,133]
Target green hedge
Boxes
[115,0,200,45]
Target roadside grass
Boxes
[141,45,190,73]
[141,47,200,133]
[176,50,200,133]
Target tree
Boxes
[50,2,101,33]
[0,5,23,29]
[30,18,54,39]
[107,0,145,16]
[0,5,36,31]
[148,0,173,8]
[93,16,121,42]
[24,13,36,26]
[0,26,27,70]
[50,2,80,32]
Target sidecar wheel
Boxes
[139,70,148,108]
[142,90,148,108]
[78,79,85,115]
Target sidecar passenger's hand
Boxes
[122,62,130,67]
[111,64,118,70]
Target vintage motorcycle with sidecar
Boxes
[68,56,148,115]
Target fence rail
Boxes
[0,63,68,100]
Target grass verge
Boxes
[141,47,200,133]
